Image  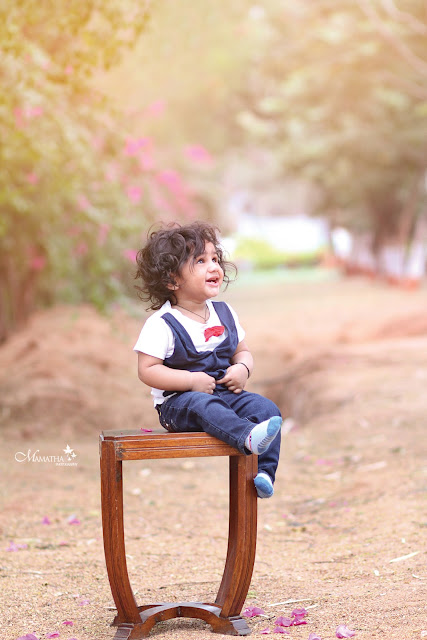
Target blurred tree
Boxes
[0,2,186,341]
[234,0,427,259]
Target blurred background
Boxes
[1,0,427,341]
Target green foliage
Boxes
[234,237,324,270]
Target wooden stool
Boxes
[100,428,258,638]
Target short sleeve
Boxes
[226,304,246,343]
[133,313,174,360]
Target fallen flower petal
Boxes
[308,634,322,640]
[273,627,290,634]
[41,516,51,525]
[78,598,90,606]
[15,635,39,640]
[292,619,307,626]
[292,607,308,618]
[140,428,153,433]
[260,629,271,635]
[6,541,28,551]
[242,606,265,618]
[336,625,356,638]
[46,634,60,638]
[67,515,80,525]
[62,621,73,626]
[274,617,293,627]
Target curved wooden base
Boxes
[111,602,251,638]
[100,430,258,638]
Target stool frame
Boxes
[100,429,258,638]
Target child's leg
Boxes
[217,389,282,497]
[157,389,281,456]
[156,390,257,453]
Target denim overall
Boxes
[156,301,281,482]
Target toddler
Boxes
[133,221,282,498]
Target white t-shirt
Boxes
[134,300,245,405]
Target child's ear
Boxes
[166,275,179,291]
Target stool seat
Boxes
[100,428,258,638]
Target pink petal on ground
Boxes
[7,541,27,551]
[273,627,290,634]
[41,516,51,525]
[292,619,307,626]
[291,607,308,618]
[67,515,80,525]
[62,621,73,626]
[79,598,90,606]
[140,428,153,432]
[274,617,293,627]
[15,635,39,640]
[242,606,265,618]
[260,629,271,635]
[46,633,60,638]
[336,625,356,638]
[308,634,322,640]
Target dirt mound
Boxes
[0,305,154,439]
[373,311,427,340]
[1,297,427,439]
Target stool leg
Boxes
[215,454,258,618]
[100,438,141,625]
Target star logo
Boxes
[63,444,75,461]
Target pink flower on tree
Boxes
[26,172,39,185]
[76,195,90,211]
[97,223,110,246]
[123,249,138,262]
[126,185,143,204]
[185,144,213,165]
[124,137,149,156]
[145,100,165,117]
[139,151,155,171]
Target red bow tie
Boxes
[204,325,225,342]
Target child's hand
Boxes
[190,371,216,394]
[217,364,248,394]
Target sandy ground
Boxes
[0,271,426,640]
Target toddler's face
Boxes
[174,242,224,302]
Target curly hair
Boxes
[135,221,237,310]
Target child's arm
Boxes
[217,340,254,394]
[138,352,216,394]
